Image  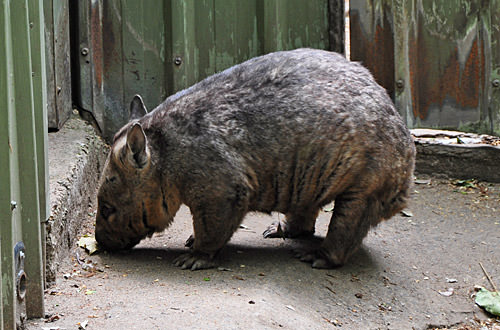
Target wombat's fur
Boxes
[95,48,415,270]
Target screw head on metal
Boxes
[492,79,500,88]
[396,79,405,90]
[81,47,89,56]
[11,201,17,210]
[174,56,182,66]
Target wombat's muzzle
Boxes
[95,229,139,251]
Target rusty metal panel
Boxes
[351,0,499,135]
[74,0,333,142]
[402,1,485,130]
[350,0,395,98]
[44,0,72,130]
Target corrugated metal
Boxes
[350,0,500,136]
[0,0,48,328]
[73,0,332,142]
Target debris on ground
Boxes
[77,235,99,255]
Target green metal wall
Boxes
[0,0,48,328]
[73,0,332,142]
[350,0,500,136]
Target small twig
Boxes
[479,262,498,292]
[324,285,336,295]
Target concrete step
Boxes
[46,113,108,283]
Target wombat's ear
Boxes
[129,95,148,120]
[126,123,149,169]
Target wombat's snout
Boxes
[95,229,137,252]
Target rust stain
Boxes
[350,9,395,99]
[101,2,119,76]
[408,19,483,120]
[90,2,103,89]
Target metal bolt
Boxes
[81,47,89,56]
[396,79,405,90]
[29,22,34,29]
[174,56,182,66]
[10,201,17,211]
[492,79,500,88]
[57,86,62,95]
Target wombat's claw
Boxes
[185,235,194,248]
[293,249,338,269]
[262,221,286,239]
[173,252,216,270]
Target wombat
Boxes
[95,48,415,270]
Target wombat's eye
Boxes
[100,204,116,220]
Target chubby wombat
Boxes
[95,48,415,270]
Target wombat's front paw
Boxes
[173,252,216,270]
[293,248,341,269]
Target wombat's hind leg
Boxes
[263,209,319,239]
[296,195,374,268]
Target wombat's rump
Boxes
[95,48,415,270]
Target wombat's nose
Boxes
[95,230,119,251]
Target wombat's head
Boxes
[95,95,180,251]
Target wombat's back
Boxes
[143,49,414,216]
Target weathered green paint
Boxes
[351,0,500,136]
[75,0,331,142]
[1,0,47,327]
[26,0,47,318]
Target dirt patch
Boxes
[27,177,499,329]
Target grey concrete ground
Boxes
[28,116,500,330]
[32,180,499,329]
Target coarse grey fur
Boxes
[95,48,416,270]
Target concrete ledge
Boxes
[413,129,500,182]
[46,114,108,283]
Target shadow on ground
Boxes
[29,178,500,330]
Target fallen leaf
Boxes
[77,320,88,329]
[286,305,295,311]
[400,210,413,217]
[44,314,60,323]
[203,277,210,281]
[217,267,233,272]
[85,290,96,295]
[438,288,454,297]
[475,288,500,316]
[77,236,99,255]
